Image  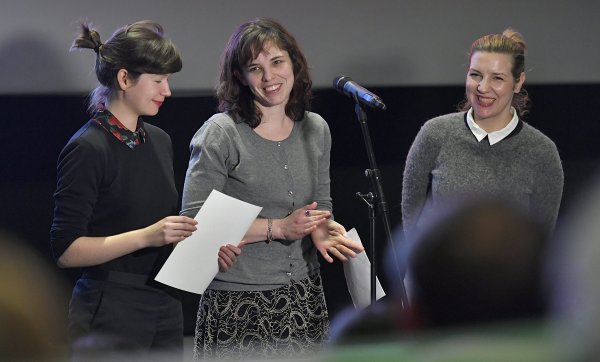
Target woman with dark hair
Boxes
[181,18,363,360]
[50,20,202,356]
[402,28,564,241]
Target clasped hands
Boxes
[218,202,364,272]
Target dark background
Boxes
[1,84,599,334]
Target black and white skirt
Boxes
[193,274,329,360]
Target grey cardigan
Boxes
[181,112,332,291]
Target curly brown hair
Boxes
[216,18,312,127]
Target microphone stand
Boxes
[355,191,376,303]
[352,99,409,310]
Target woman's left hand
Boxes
[218,244,242,272]
[312,220,364,263]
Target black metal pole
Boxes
[353,102,409,310]
[355,192,376,303]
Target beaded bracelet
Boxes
[267,218,273,243]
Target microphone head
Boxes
[333,75,351,93]
[332,75,387,110]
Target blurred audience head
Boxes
[331,197,549,346]
[406,197,548,328]
[0,230,69,361]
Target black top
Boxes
[50,115,178,277]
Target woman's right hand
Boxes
[274,202,331,240]
[218,244,242,272]
[143,215,198,247]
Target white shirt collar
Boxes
[466,107,519,145]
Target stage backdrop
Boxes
[1,0,599,95]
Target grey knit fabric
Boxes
[181,112,332,291]
[402,111,564,238]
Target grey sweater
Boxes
[181,112,332,291]
[402,111,564,238]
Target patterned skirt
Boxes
[193,274,329,360]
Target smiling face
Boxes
[123,73,172,117]
[466,51,525,127]
[240,42,295,111]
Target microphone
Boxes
[333,75,387,110]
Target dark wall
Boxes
[2,84,599,334]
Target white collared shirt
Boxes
[466,107,519,145]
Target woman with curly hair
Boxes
[181,18,362,360]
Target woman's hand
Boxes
[312,220,364,263]
[218,244,242,272]
[57,216,198,268]
[142,216,198,247]
[274,202,331,240]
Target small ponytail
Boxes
[70,20,182,114]
[71,22,103,55]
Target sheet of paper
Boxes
[343,228,386,309]
[155,190,262,294]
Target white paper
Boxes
[155,190,262,294]
[343,228,386,309]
